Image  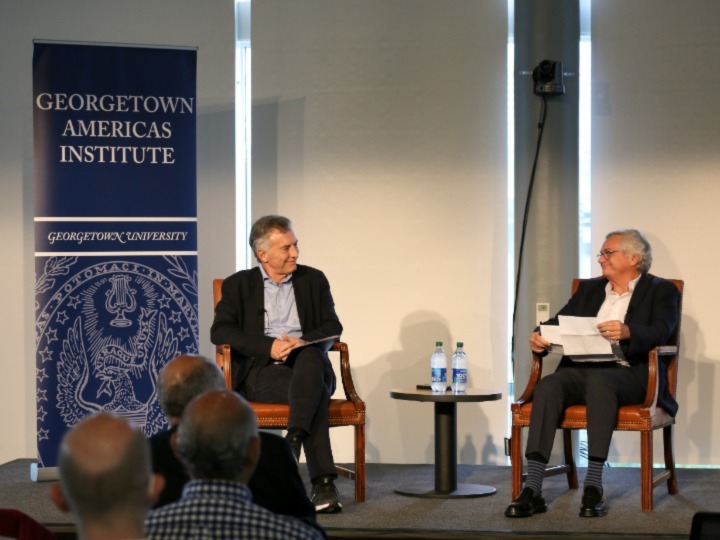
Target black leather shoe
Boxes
[311,476,342,513]
[579,486,608,517]
[505,487,547,518]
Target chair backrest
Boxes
[571,277,684,398]
[213,278,223,310]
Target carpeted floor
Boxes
[313,463,718,539]
[2,459,718,539]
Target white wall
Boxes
[592,1,720,464]
[0,0,236,464]
[251,0,510,464]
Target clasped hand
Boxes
[270,333,307,362]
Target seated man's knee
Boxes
[294,347,325,371]
[535,376,561,400]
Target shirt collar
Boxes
[606,273,641,296]
[258,264,293,284]
[182,479,253,503]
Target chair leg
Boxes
[640,430,653,511]
[563,429,578,489]
[355,423,366,502]
[511,424,523,499]
[663,424,678,495]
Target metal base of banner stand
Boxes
[30,463,59,482]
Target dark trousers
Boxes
[525,364,646,462]
[243,346,337,481]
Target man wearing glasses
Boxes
[505,229,679,519]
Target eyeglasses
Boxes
[596,249,620,260]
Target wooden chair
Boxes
[510,278,683,511]
[212,279,366,502]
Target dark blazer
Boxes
[542,273,679,416]
[210,264,343,389]
[150,429,318,524]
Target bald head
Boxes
[58,413,151,522]
[176,389,259,482]
[158,354,226,422]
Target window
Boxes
[235,0,252,269]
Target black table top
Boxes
[390,387,502,403]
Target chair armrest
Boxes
[641,348,659,409]
[641,345,678,409]
[514,351,545,405]
[215,344,233,389]
[332,341,363,404]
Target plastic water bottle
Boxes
[451,342,468,393]
[430,342,447,393]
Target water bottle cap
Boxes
[457,342,463,347]
[435,341,442,346]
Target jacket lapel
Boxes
[624,273,651,324]
[291,266,309,331]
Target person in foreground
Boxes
[144,389,324,539]
[50,412,163,540]
[505,229,679,519]
[211,215,343,513]
[150,354,318,524]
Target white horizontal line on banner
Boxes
[33,39,198,51]
[35,217,197,222]
[35,252,198,257]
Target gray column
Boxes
[513,0,580,461]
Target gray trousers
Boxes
[525,363,646,462]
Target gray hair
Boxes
[176,390,259,481]
[58,414,151,521]
[249,215,292,262]
[158,356,225,419]
[606,229,653,273]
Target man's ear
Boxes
[149,473,166,505]
[49,482,70,513]
[170,429,180,461]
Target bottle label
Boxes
[431,367,446,382]
[452,369,467,383]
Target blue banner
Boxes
[33,43,198,468]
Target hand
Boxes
[596,320,630,342]
[529,331,551,353]
[270,333,307,361]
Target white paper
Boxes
[540,315,614,358]
[539,324,562,345]
[557,316,613,356]
[539,324,565,355]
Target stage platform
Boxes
[2,459,717,539]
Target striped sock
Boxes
[584,457,605,492]
[525,458,546,496]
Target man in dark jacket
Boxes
[211,215,343,513]
[505,229,679,519]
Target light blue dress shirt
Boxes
[259,264,302,339]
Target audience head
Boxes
[176,389,260,483]
[158,354,226,423]
[51,412,162,539]
[606,229,652,273]
[249,215,293,262]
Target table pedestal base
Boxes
[395,483,497,499]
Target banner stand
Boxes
[33,42,198,472]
